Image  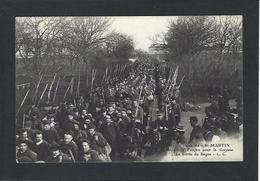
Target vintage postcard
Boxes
[15,16,243,163]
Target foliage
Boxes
[105,31,135,62]
[161,16,242,61]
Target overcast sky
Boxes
[110,16,174,51]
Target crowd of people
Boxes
[16,59,243,163]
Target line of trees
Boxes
[153,16,242,99]
[154,16,242,59]
[16,17,135,88]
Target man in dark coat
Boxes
[78,139,102,162]
[31,130,50,161]
[123,143,144,162]
[63,114,77,132]
[28,112,42,130]
[100,115,120,160]
[42,120,60,145]
[72,122,88,146]
[189,116,204,144]
[155,113,168,131]
[143,121,163,156]
[17,140,37,163]
[87,124,111,161]
[171,99,181,127]
[16,129,34,149]
[172,125,186,153]
[118,110,132,136]
[24,121,36,141]
[46,144,72,163]
[60,131,79,162]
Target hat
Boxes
[175,125,185,132]
[65,131,74,137]
[42,119,51,125]
[80,138,90,145]
[73,108,79,112]
[49,144,60,151]
[189,116,198,124]
[87,113,93,118]
[47,113,55,118]
[16,139,29,146]
[157,112,163,116]
[87,123,96,130]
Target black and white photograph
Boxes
[15,16,243,163]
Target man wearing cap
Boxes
[73,108,81,122]
[170,99,181,127]
[28,112,42,130]
[189,116,204,144]
[86,123,111,161]
[172,125,186,153]
[42,119,60,145]
[63,114,78,132]
[46,144,72,163]
[17,129,34,149]
[155,113,168,132]
[143,121,163,156]
[107,105,118,120]
[72,121,88,146]
[100,115,120,160]
[24,121,36,140]
[60,131,79,162]
[17,140,38,163]
[118,110,132,135]
[123,143,144,162]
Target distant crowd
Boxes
[16,60,243,163]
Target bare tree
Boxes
[214,16,242,54]
[61,17,112,70]
[16,17,67,86]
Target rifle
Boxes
[22,114,26,129]
[166,66,179,100]
[90,69,96,92]
[47,73,57,104]
[164,67,173,92]
[32,74,43,103]
[52,77,60,104]
[70,77,74,95]
[68,149,76,163]
[16,89,30,116]
[131,84,143,137]
[76,72,81,97]
[165,104,168,122]
[37,83,49,107]
[177,75,185,89]
[64,78,73,100]
[101,67,108,85]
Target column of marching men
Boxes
[16,59,243,163]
